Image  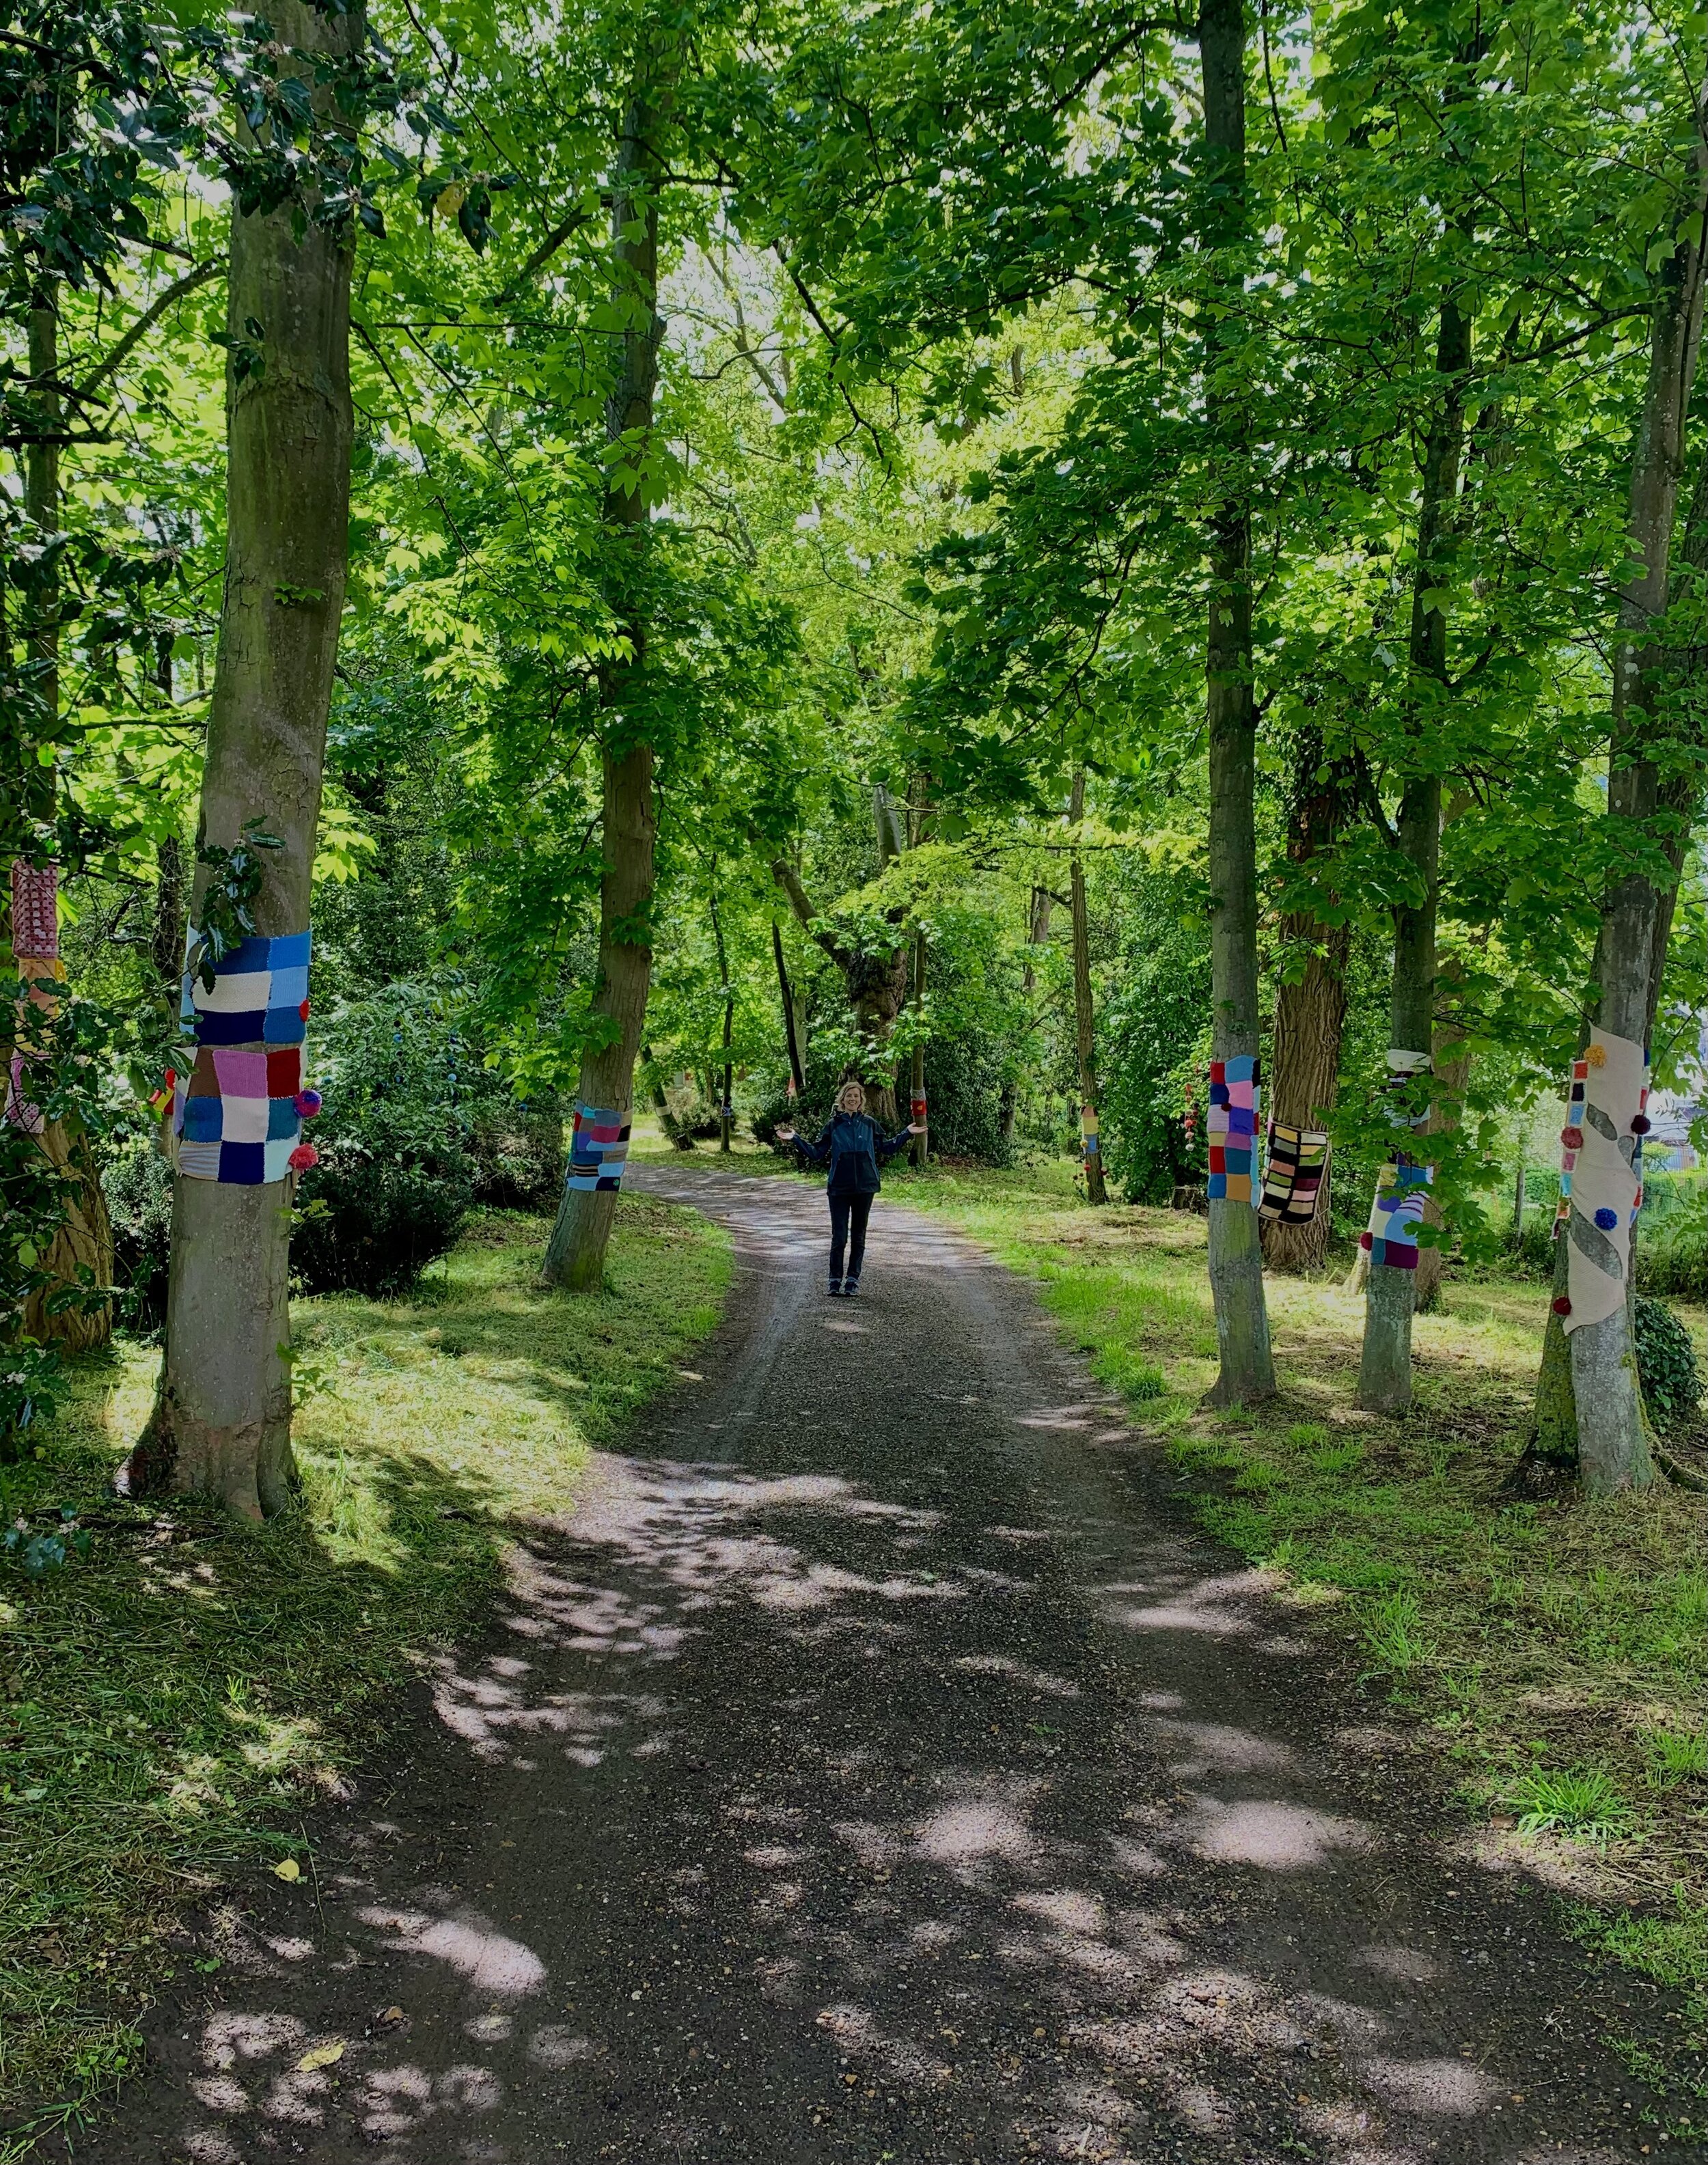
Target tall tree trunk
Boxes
[125,0,361,1517]
[1199,0,1274,1403]
[909,927,928,1168]
[710,880,733,1154]
[542,93,663,1289]
[1262,745,1351,1273]
[1565,138,1708,1493]
[1358,291,1467,1415]
[772,921,805,1094]
[1068,770,1106,1202]
[15,292,113,1352]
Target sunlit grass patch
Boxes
[0,1198,728,2135]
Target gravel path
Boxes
[105,1168,1677,2164]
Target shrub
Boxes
[290,984,479,1297]
[468,1094,562,1207]
[1634,1293,1703,1434]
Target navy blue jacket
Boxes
[793,1111,913,1196]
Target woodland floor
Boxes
[54,1159,1708,2163]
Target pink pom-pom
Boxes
[294,1089,322,1118]
[288,1144,318,1172]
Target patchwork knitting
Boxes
[180,928,311,1047]
[10,858,58,960]
[1207,1056,1260,1204]
[1554,1032,1647,1333]
[1359,1160,1433,1269]
[171,1044,318,1185]
[565,1103,631,1192]
[1258,1122,1330,1226]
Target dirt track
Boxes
[99,1168,1677,2164]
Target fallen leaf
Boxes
[274,1858,301,1882]
[379,2007,404,2025]
[297,2040,344,2073]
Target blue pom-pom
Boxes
[1594,1206,1618,1230]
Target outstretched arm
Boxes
[879,1124,923,1161]
[778,1119,833,1164]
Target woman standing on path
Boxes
[777,1081,923,1296]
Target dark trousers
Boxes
[827,1191,873,1282]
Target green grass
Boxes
[860,1155,1708,2052]
[0,1196,729,2145]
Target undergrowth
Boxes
[0,1198,729,2148]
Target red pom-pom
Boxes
[288,1144,318,1172]
[1359,1230,1373,1251]
[1552,1295,1571,1316]
[1560,1127,1584,1150]
[1631,1114,1651,1135]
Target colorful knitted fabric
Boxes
[565,1103,630,1192]
[1359,1160,1433,1269]
[1207,1056,1260,1203]
[1556,1032,1646,1333]
[171,1045,315,1185]
[1258,1123,1330,1226]
[10,858,58,961]
[180,928,311,1047]
[1081,1103,1101,1161]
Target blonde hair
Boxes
[836,1080,866,1112]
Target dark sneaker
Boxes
[842,1278,860,1297]
[827,1278,842,1297]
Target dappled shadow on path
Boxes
[105,1172,1651,2165]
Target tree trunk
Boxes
[542,93,664,1290]
[1000,886,1051,1142]
[1199,0,1274,1404]
[1068,770,1105,1204]
[772,922,805,1094]
[1358,290,1468,1414]
[15,292,113,1351]
[124,0,361,1515]
[710,882,734,1154]
[1567,130,1708,1495]
[1262,747,1352,1274]
[909,927,928,1168]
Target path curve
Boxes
[102,1170,1668,2164]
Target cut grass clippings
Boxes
[0,1196,729,2150]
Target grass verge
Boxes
[0,1196,729,2153]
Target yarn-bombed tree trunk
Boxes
[1358,290,1468,1415]
[14,292,113,1351]
[123,0,361,1517]
[1563,126,1708,1494]
[1199,0,1274,1405]
[542,95,664,1291]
